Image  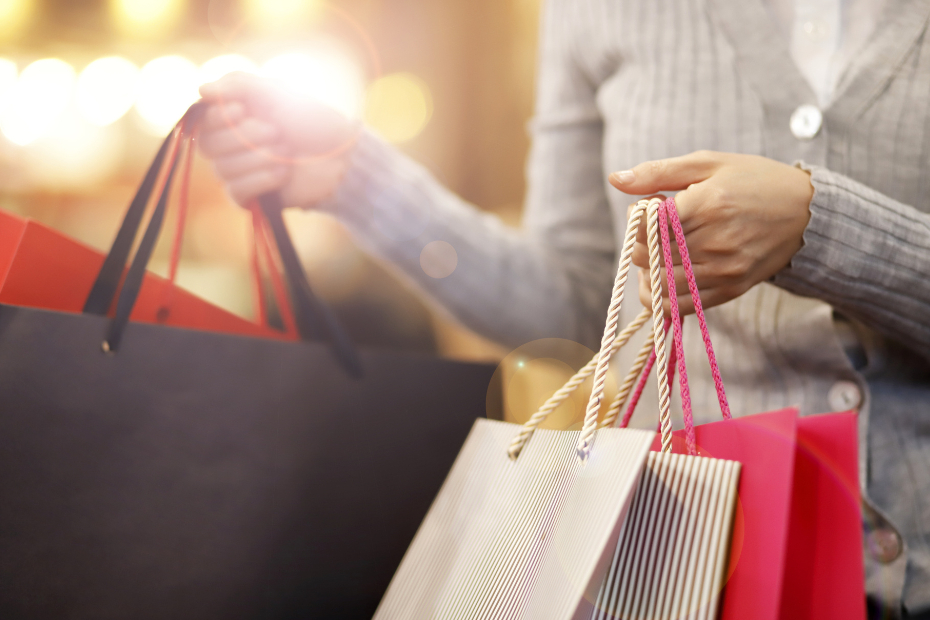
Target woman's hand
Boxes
[198,72,359,209]
[609,150,814,314]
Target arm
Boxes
[199,0,617,350]
[772,164,930,360]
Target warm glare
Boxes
[110,0,183,37]
[245,0,322,31]
[135,56,200,135]
[261,51,365,120]
[0,0,32,39]
[200,54,258,85]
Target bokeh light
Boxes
[261,50,365,119]
[1,58,76,146]
[365,72,433,143]
[0,0,33,39]
[110,0,183,37]
[135,55,200,135]
[77,57,139,127]
[244,0,322,31]
[420,240,457,278]
[200,54,258,85]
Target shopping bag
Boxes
[508,198,743,620]
[0,106,289,341]
[374,198,674,619]
[0,106,496,619]
[590,197,864,619]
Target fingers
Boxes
[224,167,290,207]
[212,145,290,180]
[609,150,722,195]
[199,117,280,158]
[199,72,279,110]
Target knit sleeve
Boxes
[772,163,930,361]
[317,0,616,349]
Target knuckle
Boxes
[646,159,666,177]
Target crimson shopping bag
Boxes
[607,197,865,619]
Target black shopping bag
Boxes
[0,106,496,620]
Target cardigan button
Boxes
[868,527,903,564]
[828,380,862,412]
[790,104,822,140]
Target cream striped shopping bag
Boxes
[529,198,743,620]
[374,200,664,620]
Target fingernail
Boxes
[610,170,636,184]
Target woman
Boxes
[199,0,930,616]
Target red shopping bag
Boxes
[0,109,293,342]
[618,197,865,619]
[649,409,864,620]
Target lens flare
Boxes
[365,72,433,143]
[1,58,76,146]
[77,57,139,127]
[135,55,200,135]
[200,54,258,85]
[261,50,365,120]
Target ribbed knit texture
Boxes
[320,0,930,611]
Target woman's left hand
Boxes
[609,150,815,314]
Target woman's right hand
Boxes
[198,72,359,209]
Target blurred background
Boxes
[0,0,612,428]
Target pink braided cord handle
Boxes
[658,203,697,455]
[662,197,731,422]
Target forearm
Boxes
[318,131,613,350]
[773,164,930,361]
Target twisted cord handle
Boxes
[646,199,675,453]
[576,199,657,461]
[506,307,649,460]
[600,330,654,428]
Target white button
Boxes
[828,380,862,412]
[802,20,830,41]
[790,104,823,140]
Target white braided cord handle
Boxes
[600,330,655,428]
[575,199,657,461]
[506,307,650,460]
[647,199,675,453]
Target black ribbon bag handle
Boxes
[87,102,363,378]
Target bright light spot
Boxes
[110,0,183,36]
[0,0,32,39]
[245,0,322,31]
[200,54,258,85]
[77,57,139,127]
[420,240,457,279]
[1,58,76,146]
[261,51,365,119]
[135,55,200,135]
[365,72,433,143]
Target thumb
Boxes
[608,150,719,195]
